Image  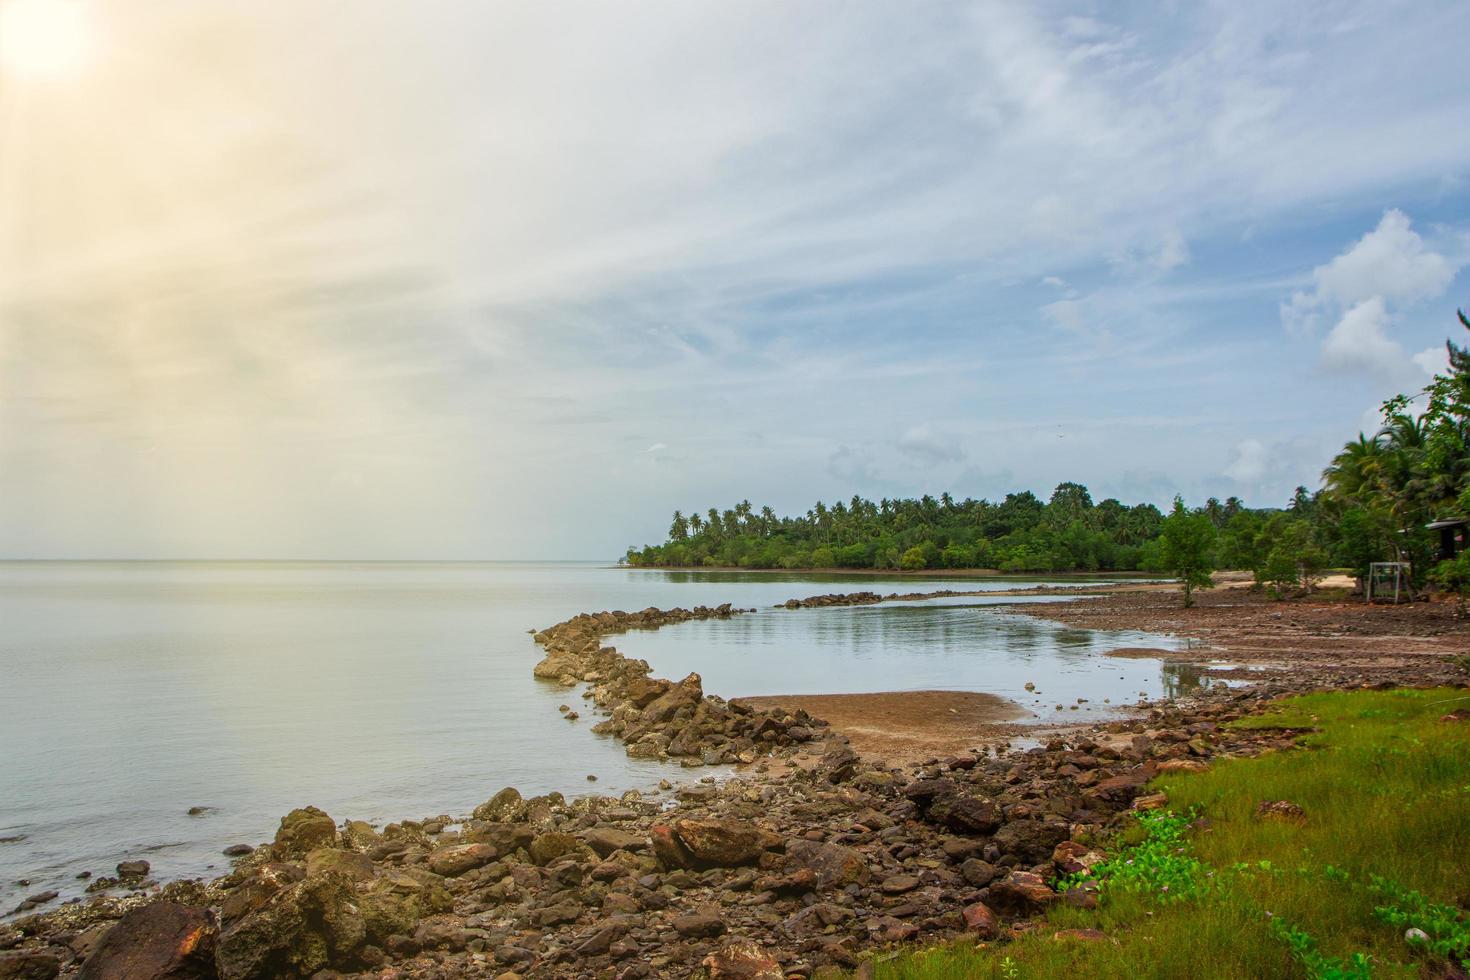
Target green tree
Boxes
[900,546,927,570]
[1430,552,1470,614]
[1156,497,1217,608]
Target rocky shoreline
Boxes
[3,590,1463,980]
[529,605,823,767]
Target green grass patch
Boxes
[866,687,1470,980]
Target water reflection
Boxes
[615,600,1189,718]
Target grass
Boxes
[861,687,1470,980]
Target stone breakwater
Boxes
[3,682,1315,980]
[531,604,824,767]
[776,586,1072,610]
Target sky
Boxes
[1,0,1469,560]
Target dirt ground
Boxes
[737,690,1030,765]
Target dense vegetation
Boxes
[862,687,1470,980]
[625,485,1176,573]
[627,310,1470,597]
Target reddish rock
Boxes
[650,824,695,870]
[1254,800,1306,822]
[667,819,780,868]
[961,902,999,940]
[701,942,784,979]
[1132,792,1169,811]
[77,903,217,980]
[987,870,1058,914]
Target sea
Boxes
[0,560,1196,914]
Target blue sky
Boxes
[1,0,1469,558]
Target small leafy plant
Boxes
[1060,809,1208,903]
[1368,875,1470,964]
[1270,917,1374,979]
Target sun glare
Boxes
[0,0,92,81]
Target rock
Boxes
[642,672,703,724]
[223,845,253,858]
[928,794,1003,835]
[359,869,452,943]
[959,858,998,887]
[672,910,726,939]
[528,832,583,866]
[661,819,779,869]
[340,821,381,851]
[701,942,784,979]
[219,864,306,924]
[866,915,919,943]
[427,843,498,878]
[271,806,337,858]
[76,902,217,980]
[0,951,59,980]
[752,867,817,895]
[116,860,151,879]
[784,839,869,889]
[305,848,375,882]
[1254,800,1306,822]
[987,870,1058,913]
[1052,841,1106,876]
[1132,792,1169,811]
[215,873,366,980]
[879,874,920,895]
[992,820,1070,864]
[961,902,999,940]
[11,891,58,913]
[649,824,694,870]
[472,788,525,823]
[584,827,645,858]
[1156,759,1210,774]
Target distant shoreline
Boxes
[614,564,1160,578]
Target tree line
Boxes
[625,310,1470,604]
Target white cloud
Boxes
[896,424,964,466]
[1223,438,1268,483]
[1279,290,1322,337]
[1282,209,1462,378]
[1153,229,1191,271]
[1321,297,1406,376]
[1312,210,1456,307]
[1041,298,1087,332]
[1412,344,1449,377]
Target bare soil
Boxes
[738,690,1030,765]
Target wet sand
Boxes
[738,689,1031,764]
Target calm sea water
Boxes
[0,561,1188,913]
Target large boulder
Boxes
[0,951,60,980]
[271,807,337,858]
[471,788,525,823]
[583,827,645,858]
[784,839,869,889]
[528,832,584,866]
[76,903,217,980]
[992,819,1071,864]
[701,942,784,979]
[304,849,375,883]
[641,673,703,725]
[653,819,779,869]
[359,870,451,944]
[929,794,1003,835]
[987,870,1058,914]
[215,873,365,980]
[426,843,498,878]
